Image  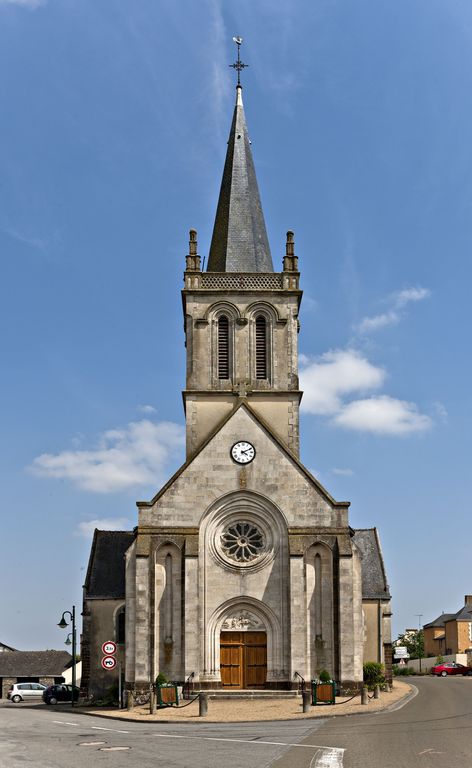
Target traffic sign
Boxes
[394,646,409,658]
[101,655,117,670]
[101,641,117,655]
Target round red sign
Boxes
[101,641,117,655]
[101,655,117,670]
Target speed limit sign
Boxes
[101,655,117,670]
[101,641,117,655]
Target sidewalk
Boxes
[81,680,413,723]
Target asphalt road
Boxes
[273,676,472,768]
[1,677,471,768]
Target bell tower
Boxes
[182,76,303,459]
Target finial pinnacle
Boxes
[230,36,248,87]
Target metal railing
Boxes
[182,671,195,700]
[293,671,305,693]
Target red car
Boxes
[431,662,472,677]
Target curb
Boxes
[55,684,414,725]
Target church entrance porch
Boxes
[220,631,267,689]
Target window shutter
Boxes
[218,316,230,379]
[255,316,267,379]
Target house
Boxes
[0,641,17,653]
[423,596,472,657]
[0,650,72,698]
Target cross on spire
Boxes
[229,36,248,87]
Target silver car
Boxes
[7,682,47,703]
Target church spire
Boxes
[207,40,273,273]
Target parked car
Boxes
[7,683,47,703]
[42,683,80,704]
[431,662,472,677]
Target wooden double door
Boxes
[220,631,267,689]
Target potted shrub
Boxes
[311,669,336,705]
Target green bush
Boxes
[393,665,416,676]
[155,672,168,686]
[435,655,444,665]
[363,661,385,689]
[318,669,332,683]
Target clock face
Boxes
[231,441,256,464]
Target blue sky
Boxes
[1,0,471,651]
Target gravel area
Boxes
[82,681,412,723]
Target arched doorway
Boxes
[220,630,267,689]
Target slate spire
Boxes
[207,85,273,273]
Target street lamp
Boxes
[58,606,77,707]
[415,613,423,674]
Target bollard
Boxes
[302,690,311,713]
[361,686,368,705]
[199,692,208,717]
[150,688,156,715]
[127,690,134,711]
[374,684,380,699]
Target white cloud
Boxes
[395,287,431,307]
[357,310,400,333]
[75,518,133,538]
[333,396,432,435]
[300,348,432,436]
[433,401,448,423]
[357,285,431,334]
[30,419,185,493]
[331,467,354,476]
[300,349,385,415]
[137,404,157,414]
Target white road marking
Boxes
[78,742,106,746]
[99,746,130,751]
[53,721,79,726]
[310,747,345,767]
[154,733,343,751]
[91,725,129,734]
[418,749,443,755]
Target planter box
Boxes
[311,681,336,705]
[157,683,179,707]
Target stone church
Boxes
[81,75,392,698]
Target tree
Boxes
[396,630,424,660]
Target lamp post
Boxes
[415,613,423,674]
[58,606,76,706]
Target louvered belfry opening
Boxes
[255,315,267,379]
[218,315,230,379]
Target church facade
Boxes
[81,77,392,698]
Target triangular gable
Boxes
[137,399,348,510]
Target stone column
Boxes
[337,554,363,685]
[289,556,307,682]
[184,555,199,681]
[134,556,150,685]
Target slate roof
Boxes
[0,641,17,652]
[352,528,391,600]
[451,605,472,621]
[207,86,273,273]
[424,613,456,629]
[84,530,134,599]
[0,650,71,677]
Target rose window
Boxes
[220,521,265,562]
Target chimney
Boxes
[465,595,472,606]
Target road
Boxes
[1,677,471,768]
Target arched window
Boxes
[116,606,125,644]
[255,315,267,379]
[218,315,230,379]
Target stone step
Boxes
[195,689,300,700]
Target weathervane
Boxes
[230,36,248,86]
